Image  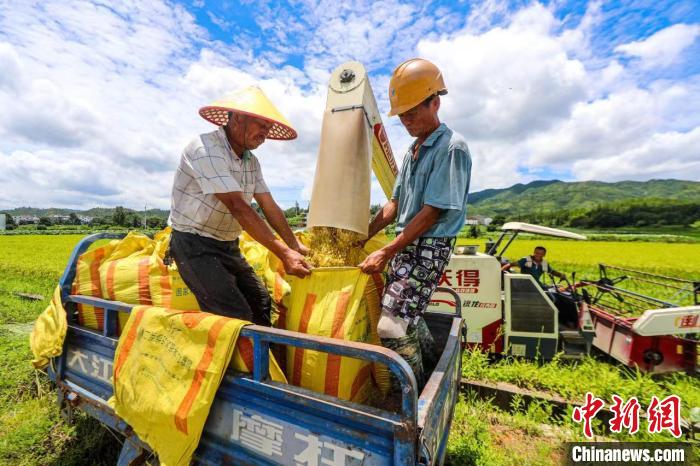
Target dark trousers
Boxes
[169,229,271,326]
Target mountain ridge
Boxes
[2,179,698,219]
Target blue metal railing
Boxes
[59,232,420,436]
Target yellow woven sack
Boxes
[69,229,284,375]
[239,232,291,304]
[72,238,120,331]
[282,268,388,403]
[73,230,200,333]
[239,231,391,401]
[109,306,286,466]
[97,230,200,310]
[30,286,67,368]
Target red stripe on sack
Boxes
[292,293,316,386]
[106,260,118,301]
[324,292,350,397]
[159,260,172,308]
[175,317,229,435]
[113,307,147,380]
[90,249,106,328]
[330,292,350,338]
[137,258,152,305]
[273,275,284,303]
[90,249,105,296]
[237,336,254,371]
[350,364,372,401]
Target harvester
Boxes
[580,265,699,373]
[430,223,700,373]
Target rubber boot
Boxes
[381,326,425,394]
[415,317,439,376]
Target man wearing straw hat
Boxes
[168,86,311,326]
[359,58,471,389]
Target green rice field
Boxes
[1,234,698,465]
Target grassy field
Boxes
[457,237,700,308]
[0,235,122,465]
[456,237,700,277]
[1,234,698,465]
[447,351,700,465]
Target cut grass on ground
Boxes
[460,348,700,441]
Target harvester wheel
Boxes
[642,349,663,366]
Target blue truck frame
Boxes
[47,233,466,465]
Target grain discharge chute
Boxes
[305,62,398,264]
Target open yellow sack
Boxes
[109,306,285,466]
[282,268,389,403]
[239,232,391,403]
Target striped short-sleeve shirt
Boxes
[169,126,269,241]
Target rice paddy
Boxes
[1,233,698,465]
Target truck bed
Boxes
[48,233,465,465]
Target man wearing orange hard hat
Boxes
[359,58,472,389]
[168,86,311,326]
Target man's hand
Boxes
[294,242,310,256]
[282,248,312,278]
[359,248,392,274]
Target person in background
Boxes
[359,58,471,390]
[168,86,311,326]
[501,246,566,284]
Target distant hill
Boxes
[3,179,699,221]
[3,207,170,219]
[468,179,700,217]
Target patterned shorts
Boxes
[381,237,456,322]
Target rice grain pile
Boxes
[306,227,366,267]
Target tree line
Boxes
[493,199,700,229]
[3,207,168,230]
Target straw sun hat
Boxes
[199,85,297,140]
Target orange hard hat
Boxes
[388,58,447,116]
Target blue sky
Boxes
[0,0,698,210]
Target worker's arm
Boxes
[254,192,309,255]
[366,199,398,240]
[215,192,311,277]
[359,204,441,273]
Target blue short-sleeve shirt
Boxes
[517,257,557,283]
[391,123,471,238]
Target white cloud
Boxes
[0,0,316,209]
[615,23,700,69]
[0,42,21,91]
[572,126,700,181]
[416,3,590,189]
[207,11,231,30]
[525,88,659,165]
[0,0,698,212]
[409,4,700,190]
